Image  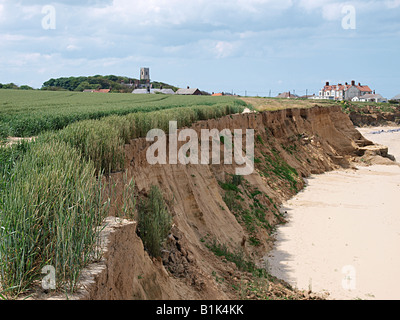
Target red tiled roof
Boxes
[322,84,372,92]
[357,86,372,92]
[323,84,350,91]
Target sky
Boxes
[0,0,399,98]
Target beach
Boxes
[266,126,400,300]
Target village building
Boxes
[276,92,299,99]
[132,88,175,95]
[154,88,175,95]
[132,89,150,94]
[352,94,388,103]
[176,87,202,95]
[318,80,374,101]
[140,68,150,81]
[132,67,151,91]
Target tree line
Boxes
[41,75,178,93]
[0,83,34,90]
[1,75,179,93]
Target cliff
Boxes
[347,104,400,127]
[38,105,385,300]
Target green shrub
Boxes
[137,185,172,257]
[223,191,237,211]
[206,240,255,273]
[232,174,243,187]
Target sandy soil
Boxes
[266,126,400,300]
[3,137,36,147]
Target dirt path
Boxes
[2,137,36,147]
[266,126,400,300]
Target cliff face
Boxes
[49,105,376,300]
[348,105,400,127]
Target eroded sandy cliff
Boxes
[44,105,384,300]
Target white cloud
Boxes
[385,0,400,8]
[0,2,5,20]
[2,52,54,68]
[19,3,42,20]
[214,40,237,58]
[298,0,332,11]
[321,2,343,21]
[297,1,354,21]
[0,34,28,42]
[90,0,294,27]
[66,44,79,51]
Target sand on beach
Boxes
[266,126,400,300]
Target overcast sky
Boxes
[0,0,399,97]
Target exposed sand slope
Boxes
[267,126,400,300]
[31,106,377,300]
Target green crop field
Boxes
[0,89,244,138]
[0,89,248,298]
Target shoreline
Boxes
[266,126,400,300]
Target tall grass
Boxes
[0,140,108,297]
[0,142,30,193]
[126,102,246,138]
[36,103,246,174]
[40,118,127,174]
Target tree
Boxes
[3,83,19,89]
[19,85,34,90]
[75,81,92,92]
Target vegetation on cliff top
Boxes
[0,90,246,139]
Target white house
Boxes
[318,80,373,101]
[352,94,388,103]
